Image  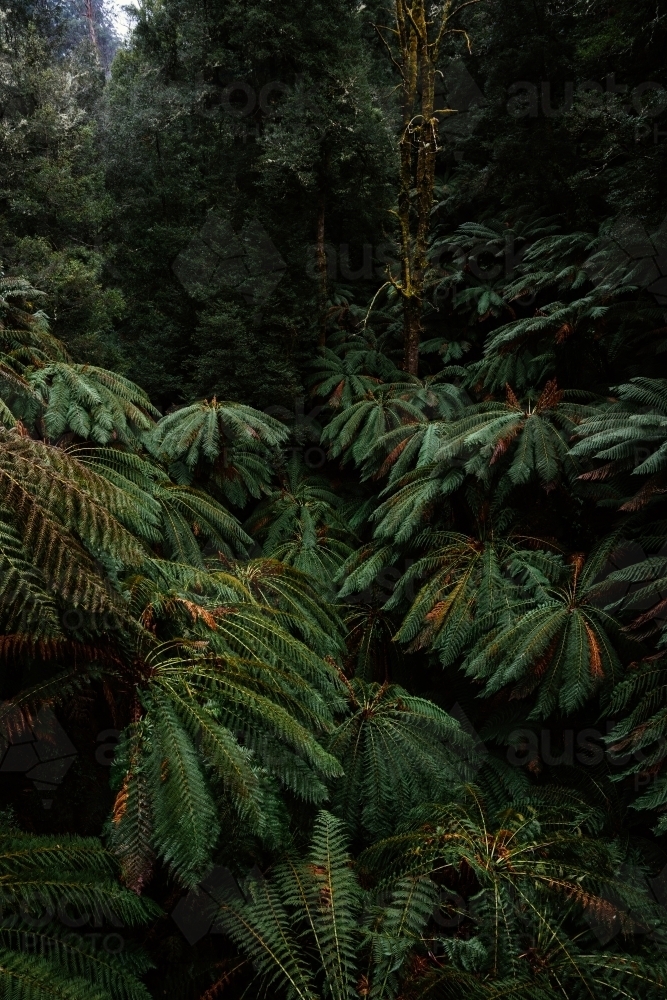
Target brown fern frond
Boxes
[536,378,563,410]
[584,620,604,679]
[505,384,521,408]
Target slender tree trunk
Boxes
[382,0,469,375]
[316,192,328,349]
[403,296,422,374]
[84,0,100,60]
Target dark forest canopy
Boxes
[2,0,667,997]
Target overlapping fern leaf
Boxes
[360,786,667,998]
[0,821,158,1000]
[75,446,253,563]
[0,277,158,454]
[245,454,356,579]
[327,678,474,840]
[109,648,344,887]
[320,376,463,477]
[571,378,667,492]
[605,650,667,833]
[0,430,156,637]
[214,812,361,1000]
[310,344,398,408]
[0,274,67,371]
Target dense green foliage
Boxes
[2,0,667,998]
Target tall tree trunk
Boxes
[84,0,100,60]
[381,0,473,375]
[316,192,328,349]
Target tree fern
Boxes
[147,397,288,506]
[213,811,432,1000]
[327,679,474,840]
[214,556,346,659]
[572,378,667,482]
[434,381,594,489]
[245,454,356,580]
[361,786,667,997]
[28,364,159,448]
[109,568,346,885]
[389,526,565,668]
[461,546,632,717]
[310,345,397,409]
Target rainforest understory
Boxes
[2,0,667,997]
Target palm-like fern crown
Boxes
[0,277,158,450]
[320,374,463,478]
[427,216,562,331]
[28,364,160,447]
[433,380,595,488]
[386,523,565,668]
[461,544,632,717]
[476,224,655,380]
[327,678,474,839]
[363,380,592,497]
[75,446,253,565]
[310,344,395,409]
[109,559,347,887]
[147,397,288,506]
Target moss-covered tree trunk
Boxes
[390,0,462,374]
